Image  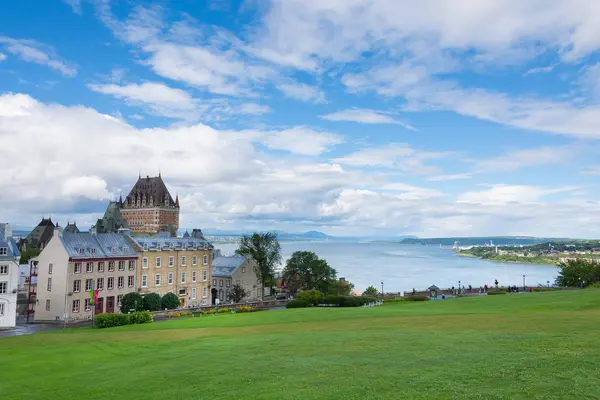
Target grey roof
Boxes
[212,255,245,278]
[123,175,178,208]
[60,232,138,259]
[64,221,80,234]
[428,285,440,291]
[24,218,55,249]
[94,202,129,234]
[0,226,21,260]
[133,236,213,251]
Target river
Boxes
[214,240,558,292]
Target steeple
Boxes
[175,193,179,208]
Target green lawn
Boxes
[2,290,600,400]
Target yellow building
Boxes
[131,230,213,308]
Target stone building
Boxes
[34,228,139,322]
[131,230,213,308]
[0,223,21,328]
[20,217,56,251]
[120,174,179,235]
[211,250,261,304]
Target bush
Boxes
[218,307,232,313]
[94,313,130,329]
[319,295,378,307]
[143,293,162,311]
[237,306,253,313]
[286,299,309,309]
[161,292,180,310]
[128,311,153,324]
[404,295,430,301]
[296,290,323,306]
[120,292,143,314]
[587,283,600,289]
[533,287,557,292]
[167,313,181,318]
[487,291,506,295]
[204,309,217,315]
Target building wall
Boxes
[137,248,212,307]
[34,232,70,322]
[120,207,179,234]
[0,258,19,328]
[212,259,261,303]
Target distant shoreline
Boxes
[455,252,558,266]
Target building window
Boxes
[0,265,7,275]
[155,273,161,286]
[108,261,115,272]
[141,275,148,288]
[181,256,187,266]
[236,280,240,285]
[118,261,125,271]
[79,248,85,255]
[47,277,52,291]
[242,267,246,273]
[85,279,94,291]
[118,276,124,289]
[156,257,162,268]
[48,263,52,275]
[0,302,5,316]
[192,271,197,283]
[73,280,81,293]
[168,256,174,267]
[142,257,148,269]
[128,275,134,287]
[111,247,116,254]
[219,279,223,287]
[72,299,80,313]
[168,272,173,284]
[74,263,81,274]
[86,262,94,273]
[84,299,91,311]
[0,248,7,256]
[108,277,114,290]
[91,248,97,255]
[202,270,208,281]
[45,299,50,311]
[181,271,186,283]
[97,278,104,291]
[192,255,198,266]
[192,287,197,300]
[202,286,207,298]
[128,260,135,270]
[213,279,217,286]
[117,295,123,307]
[98,262,104,273]
[203,255,208,265]
[219,289,224,300]
[0,281,7,294]
[226,280,231,288]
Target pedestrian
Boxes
[494,279,498,288]
[484,284,488,293]
[468,284,472,293]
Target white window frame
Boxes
[97,278,104,291]
[118,261,125,271]
[141,275,148,288]
[202,270,208,281]
[181,271,186,283]
[192,287,197,300]
[0,302,5,316]
[118,276,124,289]
[86,262,93,273]
[226,280,231,288]
[142,257,148,269]
[168,256,174,267]
[242,267,246,273]
[202,286,207,298]
[98,262,104,273]
[47,277,52,291]
[73,280,81,293]
[156,256,162,268]
[108,277,114,290]
[168,272,173,284]
[192,271,197,283]
[0,281,7,294]
[84,298,91,311]
[0,265,7,275]
[155,273,161,286]
[85,279,94,291]
[181,256,187,266]
[48,263,52,275]
[213,279,217,286]
[74,263,81,274]
[72,299,80,313]
[203,255,208,265]
[192,255,198,266]
[129,260,135,270]
[128,275,134,287]
[45,299,50,311]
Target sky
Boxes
[1,0,600,238]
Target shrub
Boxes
[487,291,506,295]
[167,313,181,318]
[143,293,162,311]
[237,306,253,313]
[94,313,129,329]
[120,292,143,314]
[128,311,153,324]
[204,309,217,315]
[532,287,557,292]
[587,283,600,289]
[218,307,232,313]
[318,296,378,307]
[161,293,180,310]
[296,290,323,306]
[286,299,309,308]
[404,295,430,301]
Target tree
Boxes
[120,292,143,313]
[556,259,600,287]
[296,289,324,306]
[143,293,162,311]
[161,292,180,310]
[282,251,337,294]
[227,284,248,303]
[20,248,40,264]
[363,285,379,296]
[329,279,355,296]
[236,232,282,300]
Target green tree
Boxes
[282,251,337,294]
[363,285,379,296]
[227,284,248,303]
[236,232,281,300]
[329,279,355,296]
[161,292,180,310]
[120,292,143,313]
[296,289,324,306]
[142,293,162,311]
[556,259,600,287]
[20,248,40,264]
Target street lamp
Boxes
[522,274,526,289]
[458,280,461,291]
[547,280,550,288]
[380,281,384,302]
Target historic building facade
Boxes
[0,223,21,328]
[120,174,179,235]
[132,230,213,308]
[211,250,261,304]
[35,228,139,322]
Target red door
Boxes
[95,297,104,314]
[106,296,115,313]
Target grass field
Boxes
[2,290,600,400]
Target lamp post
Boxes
[522,274,526,289]
[547,280,550,288]
[380,281,384,302]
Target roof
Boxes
[0,223,21,259]
[212,255,245,277]
[94,202,129,234]
[60,232,138,259]
[133,235,213,251]
[123,175,178,208]
[428,285,440,291]
[64,221,80,234]
[24,218,55,249]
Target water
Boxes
[215,240,558,292]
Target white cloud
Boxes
[321,108,415,130]
[0,37,77,76]
[475,146,577,172]
[277,82,325,103]
[524,65,555,76]
[581,167,600,175]
[239,103,271,115]
[61,176,112,199]
[426,173,472,182]
[260,127,343,155]
[0,53,6,61]
[380,183,445,200]
[63,0,82,14]
[457,184,578,205]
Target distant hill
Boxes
[196,229,333,239]
[399,236,574,246]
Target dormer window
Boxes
[143,243,148,251]
[124,247,129,253]
[91,248,97,255]
[79,248,85,255]
[0,247,7,256]
[111,247,116,254]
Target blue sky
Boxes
[1,0,600,237]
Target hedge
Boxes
[286,299,309,309]
[487,291,506,295]
[94,311,153,329]
[319,296,379,307]
[403,295,430,301]
[296,290,323,306]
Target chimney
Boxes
[53,224,63,238]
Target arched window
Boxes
[218,289,224,300]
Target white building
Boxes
[0,223,21,328]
